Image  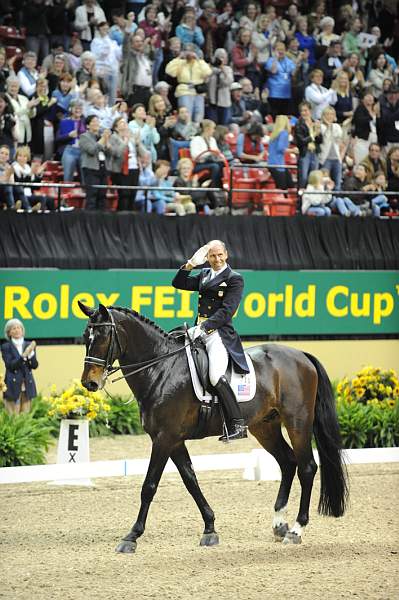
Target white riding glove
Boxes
[187,325,206,342]
[187,244,210,268]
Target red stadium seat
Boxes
[262,192,297,216]
[60,187,86,209]
[5,45,22,59]
[231,177,257,212]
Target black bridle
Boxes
[84,309,124,381]
[84,308,192,385]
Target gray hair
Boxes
[320,16,335,29]
[154,81,170,91]
[207,239,227,253]
[80,51,96,64]
[5,75,19,88]
[213,48,227,61]
[4,319,25,339]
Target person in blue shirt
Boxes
[153,159,196,215]
[175,11,204,53]
[267,115,295,189]
[51,73,77,119]
[109,9,137,46]
[134,151,160,213]
[295,17,317,66]
[264,41,296,117]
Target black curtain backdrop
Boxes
[1,212,398,270]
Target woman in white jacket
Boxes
[318,106,344,190]
[74,0,106,50]
[5,76,36,146]
[305,69,337,120]
[190,118,223,189]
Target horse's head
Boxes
[79,302,124,392]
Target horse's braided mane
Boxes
[109,306,169,338]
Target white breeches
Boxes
[204,330,229,386]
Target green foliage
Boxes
[337,398,399,449]
[30,395,59,436]
[27,391,143,438]
[0,411,52,467]
[335,366,399,448]
[107,396,143,435]
[89,395,144,437]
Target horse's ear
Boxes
[99,303,110,320]
[78,301,94,317]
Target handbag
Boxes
[194,83,208,94]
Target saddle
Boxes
[186,336,256,439]
[190,338,231,396]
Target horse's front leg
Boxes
[116,434,172,554]
[171,442,219,547]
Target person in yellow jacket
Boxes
[165,43,212,124]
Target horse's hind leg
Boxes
[283,427,318,545]
[170,442,219,547]
[250,421,297,542]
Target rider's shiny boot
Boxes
[214,375,248,442]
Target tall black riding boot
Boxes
[214,376,247,442]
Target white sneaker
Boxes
[60,205,75,211]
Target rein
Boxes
[85,312,191,386]
[111,338,191,382]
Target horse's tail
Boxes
[304,352,349,518]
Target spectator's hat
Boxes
[202,0,216,8]
[385,84,399,94]
[230,82,243,91]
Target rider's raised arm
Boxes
[172,267,201,291]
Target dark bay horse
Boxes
[79,302,348,553]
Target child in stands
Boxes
[154,159,196,216]
[12,146,56,212]
[301,169,332,216]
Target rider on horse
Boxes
[172,239,249,442]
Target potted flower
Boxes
[45,380,110,482]
[336,366,399,448]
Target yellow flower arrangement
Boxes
[336,366,399,408]
[45,379,111,421]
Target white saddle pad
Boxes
[185,340,256,404]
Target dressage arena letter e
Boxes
[68,424,79,463]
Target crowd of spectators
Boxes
[0,0,398,216]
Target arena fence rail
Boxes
[1,447,398,486]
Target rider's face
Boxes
[207,244,228,271]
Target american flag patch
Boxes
[237,383,250,395]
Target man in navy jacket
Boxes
[172,240,248,442]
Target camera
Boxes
[213,57,223,67]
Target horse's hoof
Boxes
[282,531,302,545]
[273,523,289,541]
[200,532,219,547]
[115,540,137,553]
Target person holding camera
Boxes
[206,48,234,126]
[165,43,212,124]
[1,319,38,415]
